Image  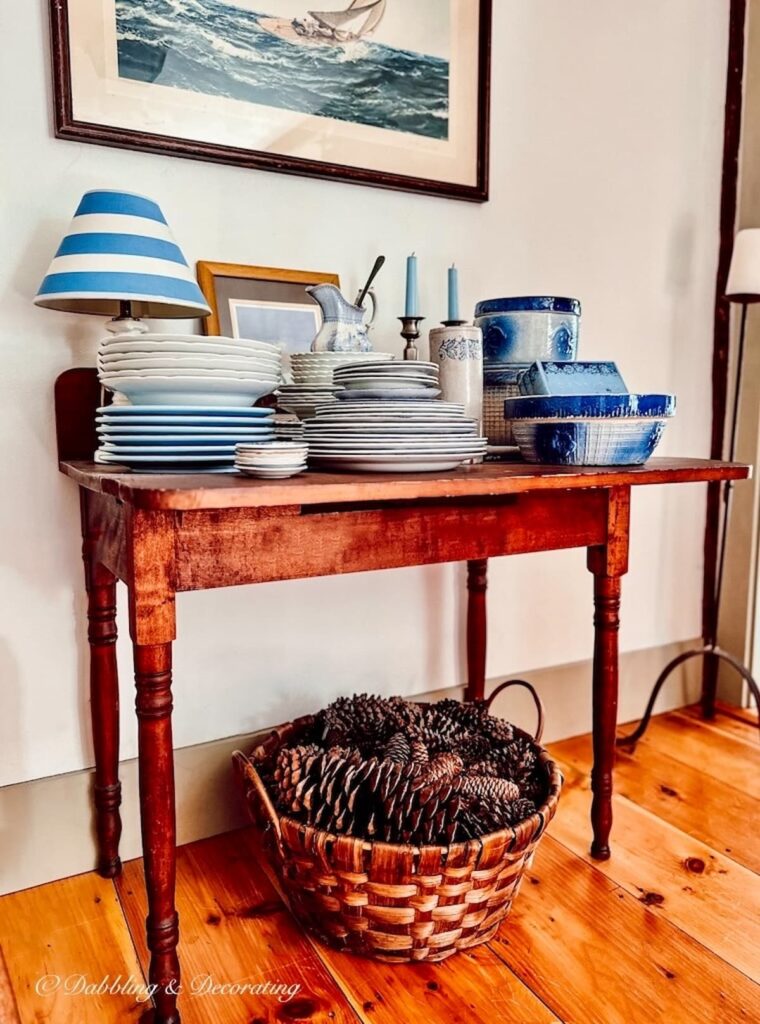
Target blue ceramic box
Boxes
[518,360,628,397]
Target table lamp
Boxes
[620,229,760,745]
[33,189,211,333]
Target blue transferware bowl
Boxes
[503,393,676,420]
[518,360,627,397]
[503,393,676,466]
[510,419,668,466]
[474,297,581,364]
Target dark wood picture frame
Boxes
[48,1,492,202]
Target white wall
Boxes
[0,0,728,788]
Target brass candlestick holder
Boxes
[399,316,425,360]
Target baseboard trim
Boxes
[0,638,701,896]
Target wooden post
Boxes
[466,559,488,702]
[81,491,122,878]
[587,486,630,860]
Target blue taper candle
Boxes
[448,264,460,322]
[405,253,419,317]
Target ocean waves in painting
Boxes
[115,0,450,140]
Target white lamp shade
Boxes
[33,190,211,318]
[726,229,760,302]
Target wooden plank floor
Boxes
[0,705,757,1023]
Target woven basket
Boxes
[233,681,563,964]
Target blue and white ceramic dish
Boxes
[503,394,675,420]
[475,297,581,364]
[503,393,676,466]
[509,419,667,466]
[518,361,627,397]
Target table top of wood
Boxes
[59,457,750,511]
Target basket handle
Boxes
[232,750,283,846]
[484,680,545,743]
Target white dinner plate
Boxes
[100,343,280,361]
[334,360,435,372]
[336,388,442,401]
[309,455,473,473]
[303,434,481,446]
[97,405,272,418]
[99,357,281,374]
[102,334,280,354]
[102,378,278,406]
[340,378,439,390]
[291,352,394,361]
[315,400,464,414]
[101,444,239,454]
[100,435,274,447]
[95,451,236,464]
[308,444,486,455]
[101,368,280,381]
[97,423,274,435]
[305,422,477,434]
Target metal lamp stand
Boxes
[619,300,760,748]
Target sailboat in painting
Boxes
[259,0,387,46]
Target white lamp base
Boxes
[105,316,149,336]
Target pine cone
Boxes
[383,731,411,764]
[409,738,430,765]
[416,752,464,787]
[460,775,520,803]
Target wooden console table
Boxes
[55,369,748,1024]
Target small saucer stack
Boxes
[235,441,308,479]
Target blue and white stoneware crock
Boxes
[475,297,581,364]
[503,394,676,466]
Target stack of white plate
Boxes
[290,351,394,386]
[305,400,487,473]
[98,334,283,407]
[94,404,275,472]
[235,442,309,479]
[333,360,441,400]
[276,383,343,419]
[274,415,306,442]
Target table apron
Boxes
[173,488,610,590]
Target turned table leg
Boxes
[587,486,630,861]
[466,559,488,702]
[134,642,180,1024]
[81,493,122,878]
[129,509,180,1024]
[588,573,622,860]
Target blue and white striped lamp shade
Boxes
[34,190,211,319]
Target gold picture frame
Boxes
[196,261,340,356]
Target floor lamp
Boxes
[619,229,760,747]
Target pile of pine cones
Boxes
[257,694,547,846]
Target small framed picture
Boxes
[196,262,340,357]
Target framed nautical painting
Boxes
[49,0,492,201]
[196,261,340,358]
